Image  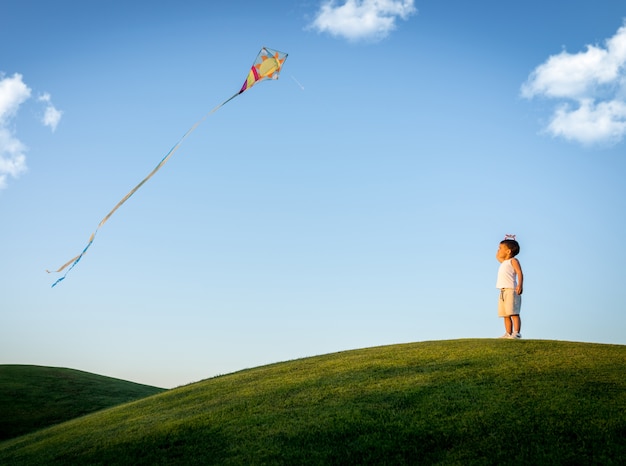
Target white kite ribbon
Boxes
[47,47,287,287]
[46,93,237,287]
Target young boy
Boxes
[496,235,524,339]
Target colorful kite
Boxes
[47,47,288,287]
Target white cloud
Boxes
[0,73,31,123]
[309,0,417,42]
[39,93,63,132]
[0,73,31,189]
[522,23,626,146]
[548,99,626,145]
[0,74,63,189]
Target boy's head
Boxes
[499,239,520,258]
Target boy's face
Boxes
[496,243,511,263]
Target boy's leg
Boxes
[511,315,521,334]
[503,316,513,334]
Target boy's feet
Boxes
[499,333,514,339]
[512,332,522,339]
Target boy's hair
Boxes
[500,239,520,257]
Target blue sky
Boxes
[2,0,626,388]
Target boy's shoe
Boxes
[512,333,522,339]
[499,333,514,339]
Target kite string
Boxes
[47,92,239,287]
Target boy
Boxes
[496,235,524,339]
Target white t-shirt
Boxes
[496,259,517,289]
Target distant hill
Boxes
[0,365,165,441]
[1,340,625,465]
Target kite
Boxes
[47,47,288,287]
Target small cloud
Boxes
[309,0,417,43]
[0,131,27,189]
[39,93,63,132]
[0,73,31,189]
[548,99,626,146]
[0,73,32,123]
[522,22,626,146]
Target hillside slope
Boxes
[1,340,625,465]
[0,365,165,441]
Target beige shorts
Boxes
[498,288,521,317]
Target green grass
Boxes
[0,365,165,441]
[1,340,625,465]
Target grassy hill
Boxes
[1,340,625,465]
[0,365,165,441]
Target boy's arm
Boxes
[512,258,524,295]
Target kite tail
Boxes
[47,92,239,287]
[46,232,97,287]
